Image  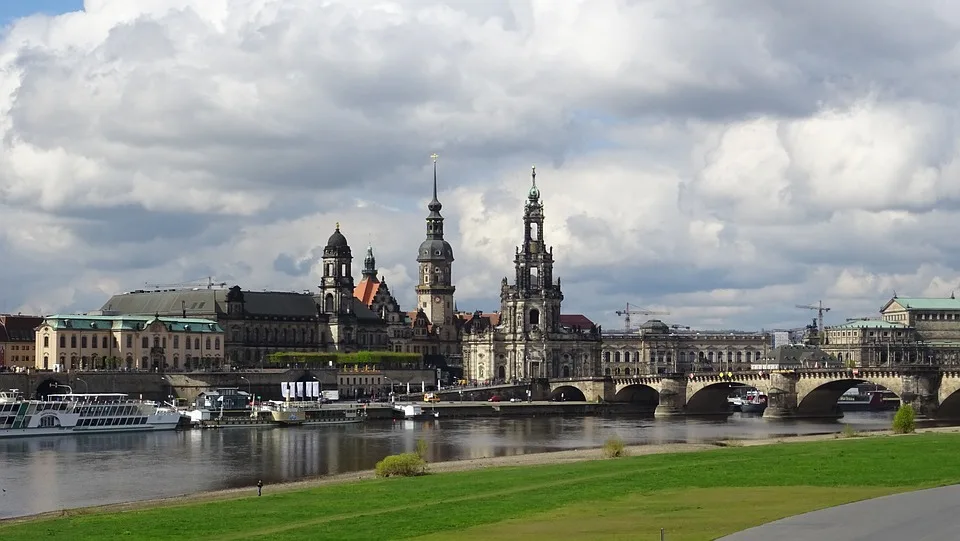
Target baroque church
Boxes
[459,167,603,381]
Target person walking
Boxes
[257,479,263,497]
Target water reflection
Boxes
[0,412,896,518]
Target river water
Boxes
[0,411,896,519]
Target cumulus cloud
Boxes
[2,0,960,331]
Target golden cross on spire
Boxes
[335,221,340,229]
[431,153,439,163]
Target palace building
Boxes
[601,320,770,375]
[34,314,224,371]
[822,295,960,367]
[460,167,603,382]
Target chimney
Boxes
[181,300,186,318]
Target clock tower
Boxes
[415,154,456,339]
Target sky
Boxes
[2,0,960,332]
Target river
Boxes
[0,411,896,519]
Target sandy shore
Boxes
[6,425,960,525]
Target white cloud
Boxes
[2,0,960,332]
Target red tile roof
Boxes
[560,314,595,328]
[353,278,381,307]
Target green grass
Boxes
[4,433,960,541]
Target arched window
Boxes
[529,309,540,326]
[324,293,334,312]
[624,367,631,375]
[603,351,610,362]
[614,351,621,363]
[214,338,220,350]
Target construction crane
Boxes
[145,276,227,290]
[796,300,832,337]
[615,302,670,331]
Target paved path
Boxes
[719,484,960,541]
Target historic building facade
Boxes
[601,319,770,375]
[353,244,408,351]
[822,296,960,366]
[460,167,602,382]
[0,314,43,371]
[100,225,386,367]
[34,314,224,371]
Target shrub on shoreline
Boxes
[375,453,427,478]
[602,437,628,458]
[893,404,916,434]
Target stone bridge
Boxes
[548,368,960,419]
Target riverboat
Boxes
[0,388,182,438]
[393,403,440,420]
[836,389,899,412]
[740,393,768,414]
[258,400,363,426]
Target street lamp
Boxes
[240,376,251,395]
[74,377,89,394]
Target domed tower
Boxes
[415,154,456,335]
[319,223,354,315]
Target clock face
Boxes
[434,296,442,303]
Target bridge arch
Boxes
[686,381,755,415]
[35,378,66,399]
[550,385,586,402]
[612,383,659,406]
[796,378,901,418]
[937,388,960,419]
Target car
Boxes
[509,398,521,403]
[487,395,502,402]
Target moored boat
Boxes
[0,388,181,438]
[392,403,440,420]
[740,393,768,414]
[257,400,364,426]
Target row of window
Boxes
[602,350,761,363]
[45,334,221,351]
[235,327,318,344]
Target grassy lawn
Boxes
[3,433,960,541]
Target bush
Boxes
[839,424,860,438]
[893,403,916,434]
[602,437,628,458]
[375,453,427,478]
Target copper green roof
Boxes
[883,297,960,311]
[41,314,223,333]
[831,319,907,329]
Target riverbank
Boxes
[4,425,960,531]
[6,430,960,540]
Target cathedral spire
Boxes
[528,165,540,203]
[428,153,442,215]
[362,243,377,279]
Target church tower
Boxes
[362,243,377,280]
[508,166,563,334]
[415,154,456,337]
[319,223,355,315]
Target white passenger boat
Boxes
[0,388,182,438]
